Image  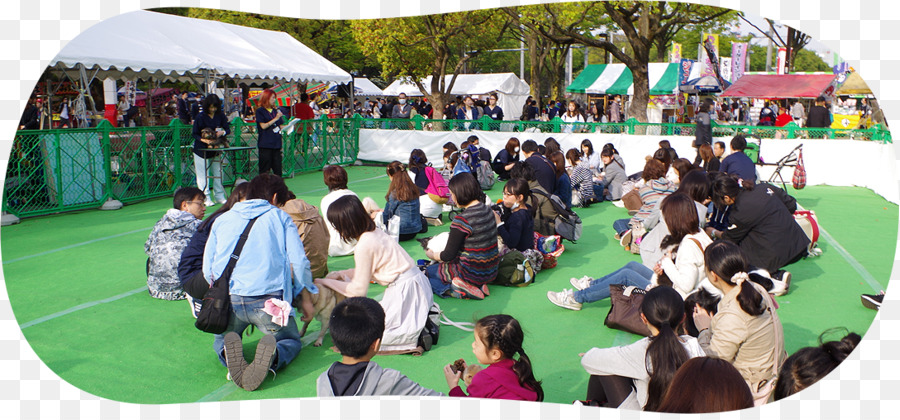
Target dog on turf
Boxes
[299,286,344,347]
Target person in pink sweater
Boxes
[443,315,543,401]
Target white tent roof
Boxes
[352,78,384,96]
[382,73,530,97]
[50,10,351,84]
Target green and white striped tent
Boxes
[567,63,680,95]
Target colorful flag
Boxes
[679,59,695,85]
[731,42,748,83]
[669,42,682,63]
[698,33,719,79]
[720,57,732,84]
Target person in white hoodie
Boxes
[317,297,442,397]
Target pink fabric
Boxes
[263,298,292,327]
[424,166,450,198]
[448,359,538,401]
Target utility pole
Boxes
[766,27,774,72]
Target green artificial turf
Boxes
[1,166,895,404]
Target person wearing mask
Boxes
[492,138,520,181]
[392,93,413,119]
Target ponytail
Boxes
[704,241,766,317]
[513,350,544,402]
[475,315,543,401]
[641,286,690,411]
[735,274,765,316]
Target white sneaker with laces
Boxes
[570,276,593,291]
[547,289,582,310]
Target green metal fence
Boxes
[5,116,359,219]
[3,113,888,219]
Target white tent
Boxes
[326,78,384,97]
[50,10,351,84]
[383,73,530,120]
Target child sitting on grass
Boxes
[317,297,442,397]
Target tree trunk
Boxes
[527,34,544,108]
[629,63,650,122]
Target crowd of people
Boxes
[140,126,865,411]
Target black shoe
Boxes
[861,292,885,310]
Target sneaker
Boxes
[216,199,227,205]
[779,271,792,296]
[570,276,593,291]
[619,230,632,248]
[223,332,248,388]
[186,295,202,319]
[481,283,490,297]
[240,335,277,391]
[449,278,485,300]
[425,217,443,226]
[861,291,885,310]
[627,210,638,216]
[547,289,582,311]
[612,200,625,208]
[204,199,215,207]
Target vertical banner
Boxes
[698,33,719,78]
[123,80,137,106]
[777,47,787,74]
[669,42,682,63]
[720,57,732,83]
[731,42,748,83]
[679,58,695,85]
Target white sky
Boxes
[736,11,834,61]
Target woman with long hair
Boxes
[561,101,585,133]
[640,171,711,269]
[408,149,448,222]
[774,328,861,400]
[581,139,602,177]
[699,144,720,172]
[693,240,786,405]
[579,286,705,410]
[567,148,597,207]
[192,94,230,205]
[381,161,425,241]
[494,178,535,253]
[656,357,754,413]
[456,95,482,130]
[492,138,521,181]
[255,88,285,177]
[317,195,434,354]
[548,151,572,210]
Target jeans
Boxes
[425,264,451,297]
[573,261,653,304]
[193,154,225,202]
[613,218,631,236]
[213,293,302,371]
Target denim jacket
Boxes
[382,193,421,235]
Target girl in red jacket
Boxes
[443,315,543,401]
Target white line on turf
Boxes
[19,286,148,329]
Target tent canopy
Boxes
[567,63,680,95]
[327,78,384,97]
[836,72,873,95]
[383,73,530,120]
[720,74,836,98]
[50,10,351,84]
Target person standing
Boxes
[392,93,413,119]
[790,100,805,126]
[19,97,40,130]
[693,101,713,166]
[192,94,229,206]
[608,95,621,123]
[256,88,285,177]
[456,96,482,130]
[483,93,504,130]
[806,96,831,129]
[292,92,317,146]
[177,91,191,124]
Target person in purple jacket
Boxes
[444,314,543,401]
[719,134,757,183]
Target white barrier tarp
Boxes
[358,129,899,204]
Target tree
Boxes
[739,16,815,74]
[351,11,506,119]
[528,1,734,122]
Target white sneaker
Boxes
[547,289,582,310]
[570,276,593,291]
[612,200,626,208]
[204,199,215,207]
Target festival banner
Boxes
[698,33,719,78]
[777,47,787,74]
[679,58,695,85]
[669,42,682,63]
[731,42,748,83]
[720,57,732,84]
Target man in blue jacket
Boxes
[204,174,317,391]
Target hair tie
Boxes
[731,272,749,286]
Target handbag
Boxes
[194,216,259,334]
[792,150,807,189]
[604,285,651,336]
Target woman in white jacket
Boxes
[578,286,705,410]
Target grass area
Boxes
[1,166,894,404]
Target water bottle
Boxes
[388,215,401,242]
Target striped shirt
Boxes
[436,203,499,286]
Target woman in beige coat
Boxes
[693,240,786,405]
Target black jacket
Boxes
[721,183,808,272]
[806,105,831,128]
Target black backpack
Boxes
[195,216,259,334]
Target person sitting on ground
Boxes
[443,314,543,401]
[280,191,330,279]
[577,286,705,410]
[145,187,206,302]
[713,141,726,160]
[376,161,427,241]
[317,297,442,396]
[719,134,756,183]
[208,174,317,392]
[774,328,861,401]
[567,148,598,207]
[494,178,535,253]
[424,173,499,300]
[597,145,627,201]
[612,159,676,243]
[706,174,807,294]
[316,196,434,354]
[179,182,251,316]
[321,165,360,256]
[408,149,448,225]
[522,140,557,196]
[544,137,561,157]
[652,148,678,186]
[468,135,492,163]
[656,357,754,413]
[492,137,520,181]
[692,240,786,405]
[640,171,711,270]
[549,193,711,310]
[581,139,602,177]
[511,161,558,236]
[671,158,697,185]
[548,151,572,210]
[699,144,720,173]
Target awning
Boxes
[835,72,872,95]
[50,10,351,84]
[720,74,837,98]
[566,63,680,95]
[326,78,384,97]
